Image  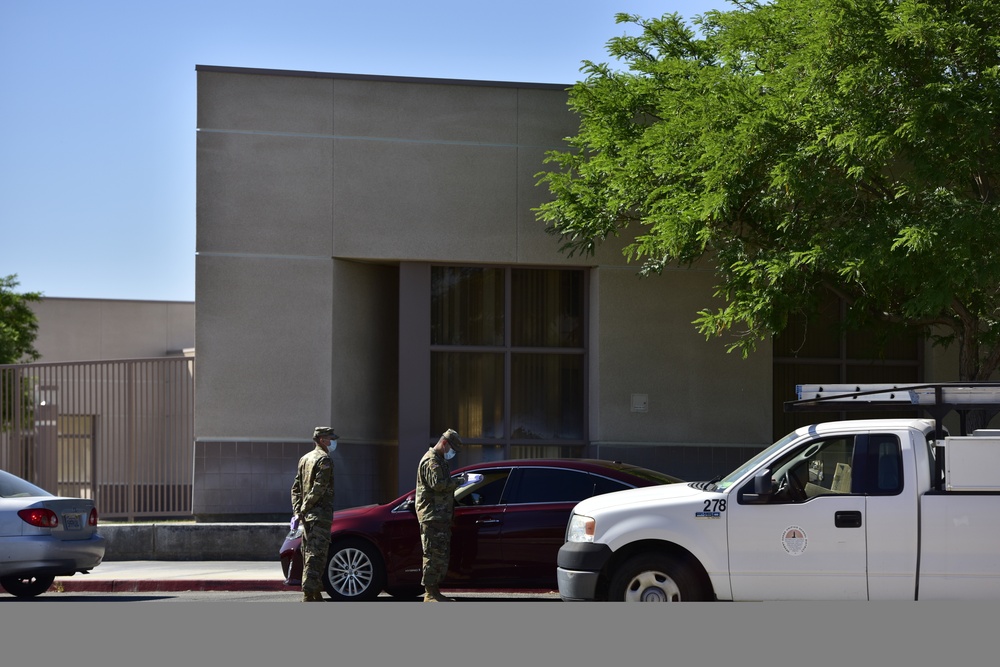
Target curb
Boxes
[54,580,292,593]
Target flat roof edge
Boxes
[194,64,572,91]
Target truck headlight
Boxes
[566,514,595,543]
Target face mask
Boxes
[444,448,456,460]
[327,440,338,454]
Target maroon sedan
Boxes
[279,458,682,600]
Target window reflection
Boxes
[431,352,504,439]
[431,267,504,346]
[430,266,586,457]
[511,353,582,440]
[511,269,583,348]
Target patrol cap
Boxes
[441,429,462,451]
[313,426,338,440]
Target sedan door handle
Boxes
[835,510,863,528]
[475,518,501,525]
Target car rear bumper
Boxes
[0,533,106,578]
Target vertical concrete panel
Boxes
[197,132,334,256]
[592,265,772,446]
[197,70,334,134]
[332,78,518,143]
[195,254,333,438]
[333,139,518,261]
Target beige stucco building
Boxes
[30,298,194,362]
[188,65,947,520]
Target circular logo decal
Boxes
[781,525,807,556]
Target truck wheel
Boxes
[608,554,706,601]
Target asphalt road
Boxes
[14,589,562,602]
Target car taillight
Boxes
[18,508,59,528]
[88,507,99,526]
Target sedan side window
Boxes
[506,468,599,504]
[454,469,511,507]
[591,475,633,496]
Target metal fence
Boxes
[1,357,195,520]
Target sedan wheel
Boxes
[323,539,386,601]
[1,574,56,598]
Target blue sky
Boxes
[1,0,727,302]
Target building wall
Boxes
[590,265,772,447]
[31,298,194,362]
[194,66,775,519]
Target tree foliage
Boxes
[1,274,42,432]
[536,0,1000,381]
[1,274,42,365]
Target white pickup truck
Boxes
[556,384,1000,601]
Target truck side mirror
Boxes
[742,468,774,504]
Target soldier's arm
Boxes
[301,457,334,513]
[422,458,458,492]
[290,471,303,516]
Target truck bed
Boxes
[917,492,1000,600]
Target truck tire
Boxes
[607,553,706,601]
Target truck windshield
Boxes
[714,431,800,491]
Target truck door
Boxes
[727,435,869,600]
[856,433,916,600]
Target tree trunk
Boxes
[957,322,1000,434]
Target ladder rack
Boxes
[785,382,1000,436]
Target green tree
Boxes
[536,1,1000,385]
[1,274,42,365]
[1,274,42,432]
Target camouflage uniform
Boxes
[291,430,336,601]
[415,442,459,591]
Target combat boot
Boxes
[302,589,324,601]
[423,585,453,602]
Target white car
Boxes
[0,469,106,597]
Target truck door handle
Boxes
[835,511,862,528]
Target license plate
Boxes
[63,513,82,530]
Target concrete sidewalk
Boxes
[53,560,289,593]
[50,561,560,597]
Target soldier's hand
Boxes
[454,473,468,485]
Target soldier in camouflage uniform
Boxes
[291,426,337,601]
[415,429,466,602]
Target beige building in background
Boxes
[3,298,196,518]
[31,298,194,362]
[192,64,780,521]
